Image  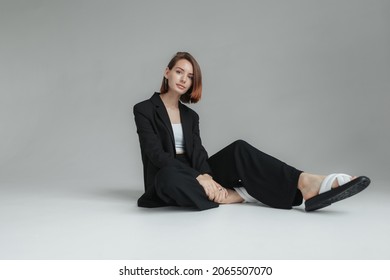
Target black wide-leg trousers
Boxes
[155,140,303,210]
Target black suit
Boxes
[134,92,303,210]
[134,92,216,208]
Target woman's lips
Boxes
[176,84,186,90]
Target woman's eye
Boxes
[176,70,182,74]
[188,76,193,80]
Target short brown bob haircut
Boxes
[160,52,202,103]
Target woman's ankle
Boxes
[220,189,244,204]
[298,173,323,201]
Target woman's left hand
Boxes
[212,182,229,203]
[196,174,228,202]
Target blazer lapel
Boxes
[150,93,174,141]
[150,92,194,157]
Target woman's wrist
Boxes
[196,173,211,181]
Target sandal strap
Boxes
[319,173,352,194]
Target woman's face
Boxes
[165,59,193,95]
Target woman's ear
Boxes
[164,67,170,79]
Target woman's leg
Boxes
[208,140,303,209]
[154,165,219,211]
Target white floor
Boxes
[1,180,389,260]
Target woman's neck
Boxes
[160,91,180,109]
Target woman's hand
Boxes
[196,174,228,202]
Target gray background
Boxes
[1,0,389,259]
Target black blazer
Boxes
[133,92,212,207]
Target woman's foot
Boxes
[301,173,370,211]
[217,189,244,204]
[297,173,357,201]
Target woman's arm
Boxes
[190,112,229,201]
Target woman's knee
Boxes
[232,139,251,150]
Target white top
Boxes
[172,123,185,154]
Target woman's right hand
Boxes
[196,174,228,202]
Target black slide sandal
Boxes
[305,175,371,212]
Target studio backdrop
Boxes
[1,0,389,191]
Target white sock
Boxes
[233,187,259,203]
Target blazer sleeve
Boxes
[134,104,201,178]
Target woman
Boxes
[133,52,370,211]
